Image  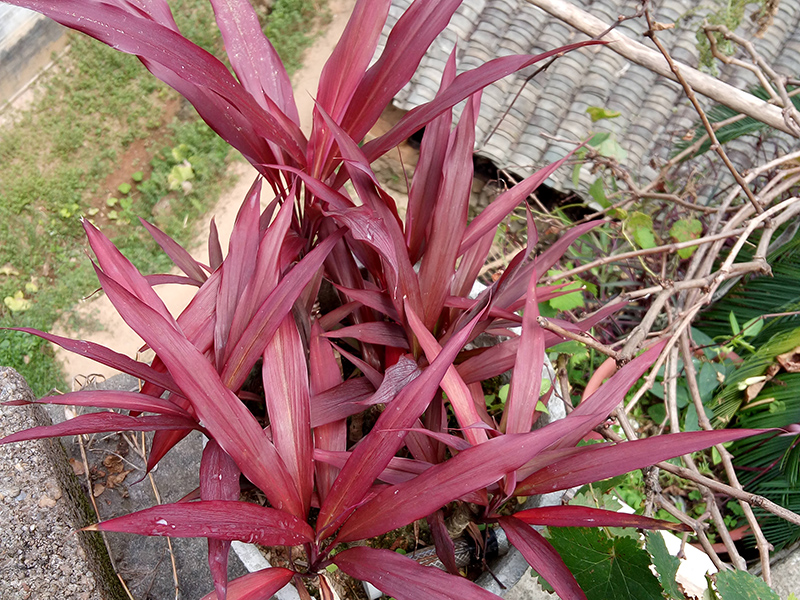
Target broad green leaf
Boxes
[634,226,657,249]
[543,527,663,600]
[627,211,653,231]
[587,132,611,147]
[646,532,685,599]
[117,182,132,195]
[729,312,741,336]
[669,218,702,258]
[586,106,621,122]
[594,132,627,161]
[548,282,585,311]
[715,570,779,600]
[4,290,31,312]
[742,317,764,338]
[588,178,609,208]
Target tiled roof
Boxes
[378,0,800,190]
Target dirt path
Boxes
[55,0,357,383]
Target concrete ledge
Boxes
[0,367,126,600]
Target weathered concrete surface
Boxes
[0,367,125,600]
[0,7,67,104]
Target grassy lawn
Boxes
[0,0,326,396]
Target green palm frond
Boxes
[673,86,800,161]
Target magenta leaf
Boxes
[201,441,242,600]
[6,390,193,419]
[334,547,499,600]
[335,416,592,543]
[512,505,691,533]
[94,266,303,516]
[517,429,764,495]
[317,306,484,534]
[6,328,179,393]
[139,217,208,283]
[362,41,604,162]
[199,568,295,600]
[323,322,409,349]
[0,412,198,444]
[87,500,314,546]
[499,516,585,600]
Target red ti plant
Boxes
[0,1,764,598]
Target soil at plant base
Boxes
[54,0,358,385]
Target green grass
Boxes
[0,0,326,396]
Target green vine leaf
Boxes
[542,527,663,600]
[715,570,779,600]
[670,218,703,258]
[646,532,685,599]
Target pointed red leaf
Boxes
[516,429,764,496]
[94,266,303,516]
[317,306,484,534]
[323,322,409,349]
[221,228,345,392]
[407,304,488,446]
[362,41,604,162]
[512,505,691,533]
[200,568,294,600]
[310,377,375,428]
[332,284,399,322]
[7,328,179,393]
[310,322,346,503]
[427,510,458,575]
[340,0,463,143]
[501,264,543,435]
[335,416,592,543]
[418,93,478,328]
[87,500,313,545]
[201,441,242,600]
[499,516,585,600]
[334,547,499,600]
[140,217,208,283]
[0,412,198,444]
[216,180,261,367]
[6,390,192,419]
[208,0,299,124]
[209,218,223,271]
[460,155,573,256]
[262,317,314,515]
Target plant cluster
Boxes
[0,1,771,599]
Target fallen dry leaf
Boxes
[103,455,124,474]
[106,470,132,488]
[92,483,105,497]
[69,458,85,476]
[777,347,800,372]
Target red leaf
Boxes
[499,516,585,600]
[417,93,478,328]
[7,390,192,419]
[201,441,241,600]
[512,505,691,533]
[220,228,345,392]
[516,429,764,496]
[323,322,409,349]
[310,377,375,428]
[0,412,198,444]
[200,568,294,600]
[140,218,208,283]
[6,328,178,393]
[427,510,459,575]
[209,218,224,271]
[262,317,314,515]
[208,0,298,124]
[94,266,303,516]
[362,41,604,162]
[332,284,399,322]
[335,416,592,543]
[310,322,346,504]
[339,0,463,144]
[406,49,457,264]
[216,180,261,368]
[501,264,543,435]
[460,155,573,256]
[317,306,484,535]
[407,304,488,446]
[87,500,313,546]
[334,547,499,600]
